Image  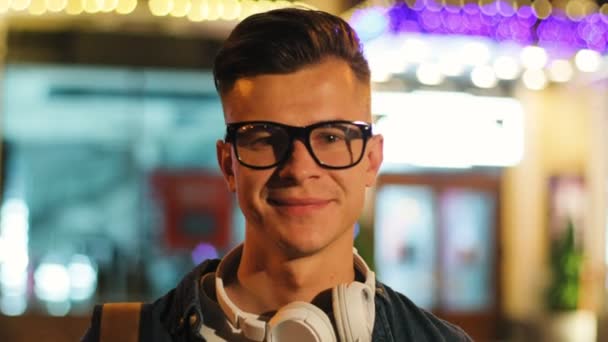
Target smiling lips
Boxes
[267,197,332,215]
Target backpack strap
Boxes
[100,302,143,342]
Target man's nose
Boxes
[277,140,321,181]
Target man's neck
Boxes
[223,238,355,315]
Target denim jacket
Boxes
[82,259,472,342]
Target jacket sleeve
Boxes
[80,305,102,342]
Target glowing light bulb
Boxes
[471,65,498,88]
[11,0,31,11]
[0,0,11,13]
[522,68,547,90]
[575,49,602,72]
[115,0,136,14]
[220,0,239,20]
[493,55,521,80]
[27,0,46,14]
[520,46,548,69]
[46,0,66,12]
[100,0,117,12]
[461,41,491,66]
[65,0,83,14]
[169,0,189,17]
[149,0,172,16]
[416,63,444,86]
[548,59,574,83]
[532,0,552,19]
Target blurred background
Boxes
[0,0,607,341]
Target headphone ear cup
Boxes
[332,283,375,342]
[267,301,337,342]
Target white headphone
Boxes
[215,246,376,342]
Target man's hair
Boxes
[213,8,370,95]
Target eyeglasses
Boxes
[224,120,373,170]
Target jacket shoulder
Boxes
[376,282,473,342]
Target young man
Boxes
[83,7,472,342]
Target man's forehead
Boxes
[220,60,371,123]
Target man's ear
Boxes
[364,134,383,187]
[216,140,236,192]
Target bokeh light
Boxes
[575,48,602,72]
[493,55,521,80]
[471,65,498,88]
[548,59,574,82]
[416,63,444,85]
[520,46,548,69]
[522,68,548,90]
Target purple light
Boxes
[441,11,465,33]
[354,222,360,239]
[509,18,534,44]
[578,20,607,46]
[517,5,534,19]
[355,1,608,55]
[419,8,442,31]
[444,3,460,14]
[538,18,560,41]
[601,12,608,25]
[191,243,218,265]
[399,19,423,33]
[425,0,443,13]
[463,12,484,34]
[497,0,515,17]
[350,7,389,41]
[586,35,607,52]
[409,0,425,12]
[388,3,418,33]
[479,1,499,16]
[495,20,512,41]
[462,3,479,15]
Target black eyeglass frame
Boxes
[224,120,373,170]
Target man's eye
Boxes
[325,134,342,142]
[238,133,273,146]
[316,133,345,143]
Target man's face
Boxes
[216,58,383,257]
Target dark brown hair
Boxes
[213,8,370,95]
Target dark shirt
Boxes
[82,259,472,341]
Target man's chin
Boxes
[276,240,326,259]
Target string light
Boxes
[11,0,31,11]
[186,0,204,21]
[149,0,172,16]
[493,56,521,80]
[46,0,66,12]
[65,0,83,15]
[206,0,221,20]
[27,0,45,14]
[520,46,548,69]
[575,49,602,72]
[470,65,498,88]
[416,63,444,86]
[100,0,118,13]
[169,0,189,17]
[522,68,548,90]
[115,0,135,14]
[548,59,574,83]
[0,0,12,13]
[220,0,239,20]
[82,0,101,13]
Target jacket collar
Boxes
[162,258,221,336]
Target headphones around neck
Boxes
[215,246,376,342]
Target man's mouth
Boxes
[267,197,332,215]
